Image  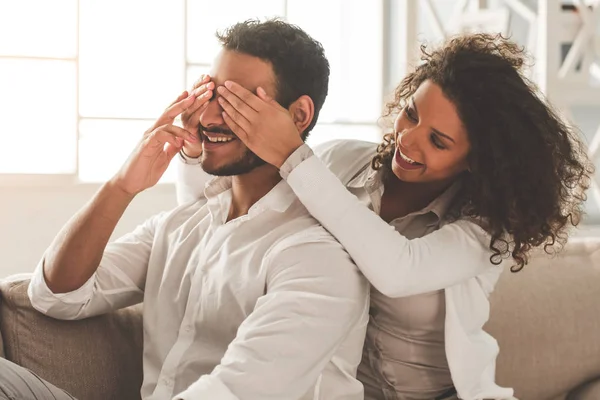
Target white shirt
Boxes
[176,140,516,400]
[28,176,370,400]
[283,140,515,400]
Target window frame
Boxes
[0,0,386,186]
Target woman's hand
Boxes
[180,74,215,158]
[110,91,200,195]
[216,81,304,168]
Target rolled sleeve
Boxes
[28,213,164,320]
[28,260,97,316]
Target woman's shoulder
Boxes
[313,139,379,159]
[312,139,379,181]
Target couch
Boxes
[1,238,599,400]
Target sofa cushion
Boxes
[486,239,600,400]
[0,303,4,359]
[568,378,600,399]
[0,276,144,400]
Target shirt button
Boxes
[162,377,174,387]
[184,325,192,333]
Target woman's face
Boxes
[391,80,470,185]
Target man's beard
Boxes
[199,125,266,176]
[201,147,266,176]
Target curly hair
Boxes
[372,33,594,272]
[217,19,330,138]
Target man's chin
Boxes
[200,158,266,177]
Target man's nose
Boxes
[199,97,225,129]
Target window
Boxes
[402,0,600,227]
[0,0,384,183]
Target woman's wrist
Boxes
[279,143,314,179]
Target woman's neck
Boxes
[379,174,453,223]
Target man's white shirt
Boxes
[28,177,369,400]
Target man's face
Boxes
[198,50,278,176]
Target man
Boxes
[0,20,368,400]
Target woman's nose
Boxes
[398,127,419,148]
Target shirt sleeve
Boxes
[173,235,369,400]
[175,151,213,205]
[282,153,503,298]
[28,213,165,320]
[279,143,314,179]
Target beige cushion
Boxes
[568,378,600,399]
[0,277,144,400]
[0,300,4,359]
[0,239,598,400]
[486,239,600,400]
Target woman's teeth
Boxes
[399,150,420,165]
[206,136,234,143]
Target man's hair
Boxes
[216,19,330,139]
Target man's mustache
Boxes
[199,125,235,136]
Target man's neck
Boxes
[227,164,283,222]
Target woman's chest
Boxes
[368,287,446,341]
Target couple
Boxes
[0,19,592,400]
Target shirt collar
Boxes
[250,179,297,215]
[347,164,462,225]
[421,180,462,222]
[204,176,233,199]
[203,176,297,216]
[347,163,377,189]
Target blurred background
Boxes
[0,0,599,277]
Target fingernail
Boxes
[257,87,266,96]
[224,81,232,89]
[202,90,212,98]
[217,86,225,94]
[207,82,215,89]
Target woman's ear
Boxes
[288,95,315,138]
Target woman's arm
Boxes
[283,146,500,298]
[211,83,503,296]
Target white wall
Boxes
[0,184,177,278]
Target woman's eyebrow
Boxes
[411,97,455,143]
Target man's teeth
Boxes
[400,151,419,165]
[206,136,234,143]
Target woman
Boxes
[177,34,593,400]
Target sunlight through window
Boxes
[0,0,383,181]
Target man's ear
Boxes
[288,95,315,137]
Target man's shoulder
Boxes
[278,203,339,241]
[152,198,209,231]
[312,139,378,183]
[266,202,344,251]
